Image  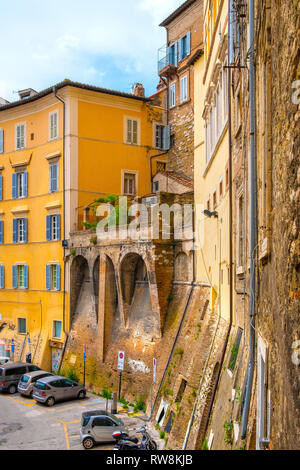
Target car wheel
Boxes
[77,390,86,400]
[82,437,94,450]
[46,397,55,407]
[8,384,17,394]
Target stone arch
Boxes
[175,251,192,282]
[70,255,97,330]
[195,362,220,449]
[119,252,158,339]
[103,254,119,355]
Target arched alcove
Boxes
[119,253,156,338]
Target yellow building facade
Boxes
[0,80,166,371]
[194,0,231,323]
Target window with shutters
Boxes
[51,215,58,240]
[155,125,164,149]
[14,264,28,289]
[126,119,138,145]
[53,321,62,338]
[49,162,58,192]
[180,75,188,102]
[168,43,177,66]
[17,218,26,243]
[49,111,58,140]
[0,129,3,154]
[13,218,27,243]
[178,32,191,62]
[13,172,27,199]
[123,173,136,196]
[170,83,176,108]
[17,317,27,334]
[46,214,60,241]
[16,123,26,150]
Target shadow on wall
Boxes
[120,253,157,340]
[70,255,98,337]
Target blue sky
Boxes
[0,0,184,102]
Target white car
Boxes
[0,357,11,365]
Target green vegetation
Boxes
[82,194,119,230]
[224,420,234,445]
[174,347,184,357]
[194,322,202,340]
[201,437,208,450]
[133,395,146,413]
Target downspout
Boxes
[52,86,69,363]
[241,0,257,440]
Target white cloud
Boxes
[0,0,184,101]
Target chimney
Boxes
[18,88,38,100]
[133,83,145,98]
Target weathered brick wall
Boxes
[254,0,300,449]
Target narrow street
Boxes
[0,392,163,450]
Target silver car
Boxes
[32,375,86,406]
[80,410,128,449]
[18,370,53,397]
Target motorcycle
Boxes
[137,426,157,450]
[112,430,140,450]
[112,426,157,450]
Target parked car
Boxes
[32,375,86,407]
[18,370,53,397]
[0,357,11,365]
[80,410,128,449]
[0,362,41,394]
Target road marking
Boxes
[6,396,36,407]
[57,420,70,450]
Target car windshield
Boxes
[81,416,90,427]
[21,375,30,383]
[34,380,47,390]
[112,416,124,426]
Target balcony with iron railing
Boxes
[157,44,177,76]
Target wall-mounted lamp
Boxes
[203,209,218,218]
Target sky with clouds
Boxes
[0,0,184,102]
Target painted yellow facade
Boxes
[0,81,166,370]
[194,0,231,322]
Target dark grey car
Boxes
[18,370,53,397]
[0,362,41,394]
[32,375,86,406]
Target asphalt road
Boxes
[0,391,157,450]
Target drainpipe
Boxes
[241,0,257,440]
[53,86,69,365]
